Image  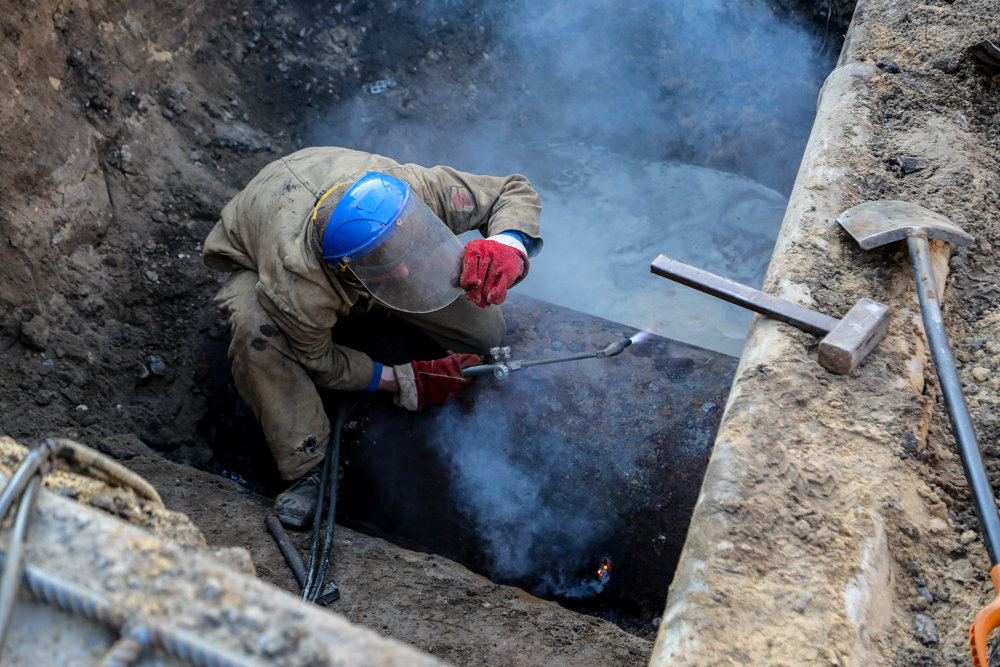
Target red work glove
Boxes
[460,239,528,308]
[411,353,482,410]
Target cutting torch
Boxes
[461,335,636,379]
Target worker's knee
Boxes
[466,310,506,352]
[396,297,508,354]
[275,435,327,480]
[445,305,506,354]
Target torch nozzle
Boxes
[599,337,633,358]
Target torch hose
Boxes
[302,394,366,604]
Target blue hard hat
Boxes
[321,172,411,263]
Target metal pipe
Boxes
[908,234,1000,565]
[265,515,306,589]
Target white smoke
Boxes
[308,0,833,193]
[427,402,615,587]
[309,0,834,596]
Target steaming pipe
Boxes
[462,337,634,379]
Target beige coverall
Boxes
[202,147,542,480]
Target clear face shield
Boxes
[345,195,465,314]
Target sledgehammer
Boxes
[835,200,1000,667]
[650,255,890,374]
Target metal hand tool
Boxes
[836,200,998,667]
[462,339,634,380]
[650,254,890,374]
[969,39,1000,69]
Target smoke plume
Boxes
[309,0,835,595]
[427,401,619,595]
[307,0,835,193]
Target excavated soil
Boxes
[7,0,1000,664]
[653,2,1000,664]
[842,3,1000,664]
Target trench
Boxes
[195,0,840,633]
[8,0,1000,662]
[7,0,925,661]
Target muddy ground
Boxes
[9,0,999,665]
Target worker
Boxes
[202,147,542,528]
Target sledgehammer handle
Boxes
[651,255,839,337]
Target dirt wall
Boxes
[1,0,273,458]
[0,0,657,663]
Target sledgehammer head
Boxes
[837,200,974,249]
[817,298,891,375]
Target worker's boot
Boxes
[274,468,322,529]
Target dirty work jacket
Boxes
[202,146,543,391]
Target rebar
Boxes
[48,438,164,507]
[0,441,255,666]
[0,475,40,657]
[98,635,145,667]
[20,559,253,667]
[145,623,254,667]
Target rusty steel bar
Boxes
[651,254,838,336]
[266,515,306,589]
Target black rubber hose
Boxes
[301,433,332,599]
[303,395,365,603]
[312,397,363,601]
